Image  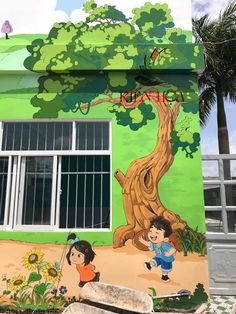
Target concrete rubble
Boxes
[62,302,113,314]
[62,282,231,314]
[79,282,153,313]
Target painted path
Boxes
[0,239,209,298]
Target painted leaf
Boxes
[129,107,143,124]
[149,287,157,297]
[46,283,54,289]
[28,272,42,283]
[178,131,194,144]
[35,283,47,296]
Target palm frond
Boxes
[199,87,216,126]
[220,0,236,21]
[193,0,236,128]
[217,0,236,39]
[227,83,236,103]
[192,15,216,43]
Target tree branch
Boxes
[114,170,126,188]
[72,86,149,112]
[72,95,121,112]
[72,89,187,121]
[120,88,156,108]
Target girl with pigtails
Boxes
[66,233,100,287]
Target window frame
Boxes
[56,155,111,231]
[0,119,112,232]
[203,154,236,240]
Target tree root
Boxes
[113,224,135,248]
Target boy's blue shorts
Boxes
[152,256,173,272]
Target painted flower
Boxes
[9,275,27,291]
[23,249,44,270]
[51,288,57,295]
[59,286,67,295]
[42,263,62,282]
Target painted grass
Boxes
[0,34,47,53]
[0,94,37,118]
[0,34,47,70]
[0,231,112,246]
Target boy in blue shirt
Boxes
[140,216,176,282]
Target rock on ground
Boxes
[62,302,113,314]
[79,282,153,313]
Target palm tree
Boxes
[192,1,236,155]
[193,2,236,231]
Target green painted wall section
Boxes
[0,9,205,245]
[0,84,205,245]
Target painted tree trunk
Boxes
[114,95,187,251]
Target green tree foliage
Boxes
[24,1,202,158]
[83,0,97,13]
[84,3,128,23]
[132,3,174,37]
[108,103,156,130]
[171,116,201,158]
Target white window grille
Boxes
[2,122,72,151]
[76,121,109,150]
[0,120,111,231]
[202,155,236,238]
[59,155,110,229]
[17,157,53,226]
[0,157,9,225]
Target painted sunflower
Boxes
[22,249,44,270]
[42,263,62,283]
[9,275,27,291]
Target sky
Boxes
[192,0,233,19]
[192,1,235,155]
[0,0,231,34]
[0,0,192,33]
[0,0,235,155]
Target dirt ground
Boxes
[0,240,209,298]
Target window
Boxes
[2,122,72,151]
[0,120,111,231]
[59,155,110,229]
[203,156,236,235]
[0,157,9,225]
[17,157,53,226]
[76,122,109,150]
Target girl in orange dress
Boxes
[66,233,100,287]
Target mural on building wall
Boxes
[0,0,210,312]
[66,233,100,287]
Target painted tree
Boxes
[1,20,13,39]
[24,2,203,250]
